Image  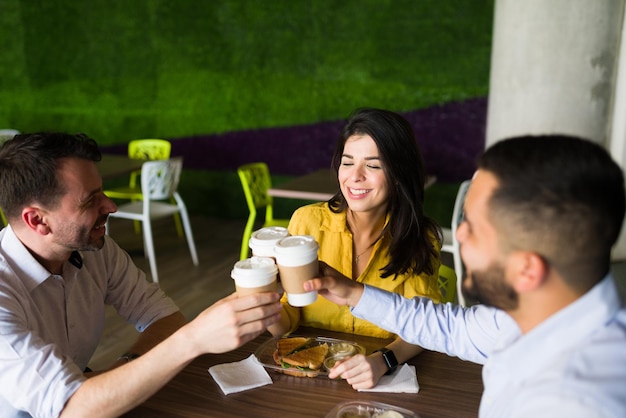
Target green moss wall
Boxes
[1,0,493,223]
[0,0,494,143]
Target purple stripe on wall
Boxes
[101,97,486,182]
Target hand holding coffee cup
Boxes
[231,256,278,297]
[273,235,319,306]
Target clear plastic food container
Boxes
[325,400,420,418]
[255,335,365,378]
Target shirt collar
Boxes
[321,206,391,233]
[493,273,621,376]
[0,225,83,292]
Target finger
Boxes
[303,277,324,292]
[233,302,282,327]
[231,292,281,311]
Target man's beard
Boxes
[462,261,519,310]
[52,223,105,252]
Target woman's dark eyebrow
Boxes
[341,154,380,161]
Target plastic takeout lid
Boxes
[273,235,319,266]
[249,227,289,247]
[231,256,278,286]
[325,400,420,417]
[249,227,290,256]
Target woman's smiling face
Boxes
[337,134,389,215]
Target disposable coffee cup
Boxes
[231,256,278,297]
[273,235,319,306]
[249,226,290,257]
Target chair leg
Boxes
[142,218,159,283]
[240,214,256,260]
[178,208,199,266]
[171,196,184,238]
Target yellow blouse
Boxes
[282,202,442,338]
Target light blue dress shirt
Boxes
[352,274,626,417]
[0,226,180,418]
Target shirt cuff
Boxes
[352,285,394,321]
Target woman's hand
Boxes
[305,261,364,307]
[327,352,388,390]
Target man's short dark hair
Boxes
[478,135,625,287]
[0,132,101,220]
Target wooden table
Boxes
[98,154,144,180]
[268,169,437,202]
[268,169,339,201]
[123,327,483,418]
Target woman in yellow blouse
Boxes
[268,108,443,389]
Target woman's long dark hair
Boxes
[328,108,441,278]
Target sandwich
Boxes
[272,337,329,377]
[276,337,310,357]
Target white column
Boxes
[609,5,626,260]
[486,0,626,260]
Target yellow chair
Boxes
[104,139,183,237]
[237,162,290,260]
[1,209,6,227]
[438,264,457,303]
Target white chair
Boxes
[0,129,20,144]
[106,157,198,283]
[440,180,471,306]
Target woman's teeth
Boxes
[349,188,369,195]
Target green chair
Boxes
[104,139,183,237]
[237,162,290,260]
[438,264,457,303]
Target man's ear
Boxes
[22,207,51,235]
[508,251,547,293]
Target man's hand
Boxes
[303,261,365,307]
[185,292,282,356]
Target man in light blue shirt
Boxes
[306,135,626,417]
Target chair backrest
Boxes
[128,139,171,161]
[237,162,274,213]
[451,180,471,306]
[0,129,20,144]
[437,264,457,303]
[141,157,183,201]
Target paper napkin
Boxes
[358,364,420,393]
[208,354,273,395]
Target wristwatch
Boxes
[119,352,141,363]
[374,348,398,375]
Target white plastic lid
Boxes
[273,235,319,266]
[231,256,278,287]
[249,227,290,257]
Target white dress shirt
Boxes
[352,274,626,417]
[0,226,180,418]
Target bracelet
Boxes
[118,352,141,362]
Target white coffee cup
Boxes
[273,235,319,306]
[231,256,278,297]
[249,226,290,257]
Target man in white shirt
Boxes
[306,135,626,417]
[0,132,281,417]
